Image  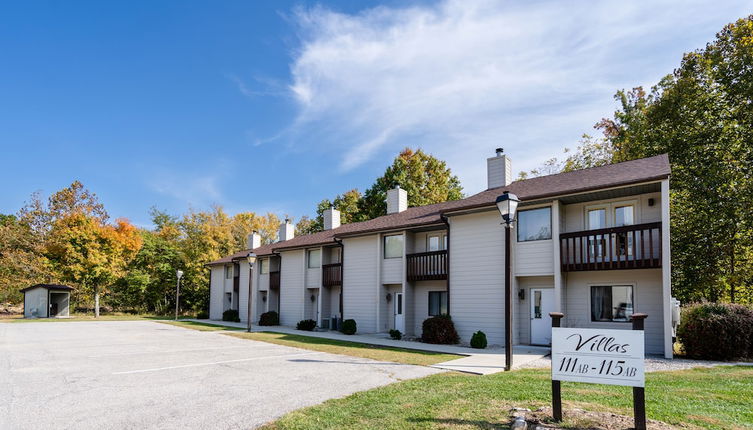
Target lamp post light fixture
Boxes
[175,270,184,321]
[495,191,520,371]
[246,252,257,332]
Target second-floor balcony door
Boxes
[394,293,405,333]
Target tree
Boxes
[0,215,52,303]
[526,16,753,303]
[46,214,142,316]
[360,148,464,219]
[518,134,615,180]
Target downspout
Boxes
[272,251,282,317]
[440,214,451,315]
[334,238,344,321]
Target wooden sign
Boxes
[551,327,645,387]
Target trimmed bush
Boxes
[258,311,279,326]
[196,310,209,319]
[389,329,402,340]
[421,315,460,344]
[340,319,357,335]
[222,309,240,323]
[677,303,753,360]
[470,330,488,349]
[296,319,317,331]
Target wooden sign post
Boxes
[549,312,647,430]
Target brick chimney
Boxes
[386,185,408,214]
[278,219,294,242]
[487,147,512,189]
[323,206,341,230]
[246,230,261,250]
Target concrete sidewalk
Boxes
[185,319,550,375]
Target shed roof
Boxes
[207,154,670,264]
[20,284,75,293]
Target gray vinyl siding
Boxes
[412,281,447,336]
[448,210,507,346]
[343,236,378,333]
[563,192,661,233]
[381,257,403,284]
[23,287,48,318]
[564,269,664,354]
[209,267,225,320]
[238,264,249,322]
[279,250,305,326]
[515,276,554,345]
[515,240,554,276]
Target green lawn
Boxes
[226,331,460,366]
[159,320,245,332]
[261,366,753,430]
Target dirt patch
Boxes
[0,303,23,316]
[510,407,682,429]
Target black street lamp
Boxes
[246,252,257,332]
[495,191,519,371]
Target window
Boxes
[614,205,635,257]
[428,291,448,316]
[307,249,321,268]
[224,265,232,279]
[427,233,446,251]
[260,258,269,274]
[517,207,552,242]
[591,285,634,322]
[384,234,403,258]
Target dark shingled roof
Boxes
[207,154,670,265]
[20,284,75,293]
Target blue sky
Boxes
[1,0,750,227]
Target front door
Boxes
[394,292,405,333]
[530,288,555,345]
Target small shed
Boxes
[20,284,74,318]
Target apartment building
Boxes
[207,150,673,357]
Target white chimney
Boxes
[386,185,408,214]
[323,206,341,230]
[487,147,512,189]
[278,219,294,242]
[246,231,261,250]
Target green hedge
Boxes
[677,303,753,360]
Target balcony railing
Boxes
[407,250,448,281]
[559,222,662,271]
[269,271,280,289]
[322,263,342,287]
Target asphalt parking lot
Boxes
[0,321,441,429]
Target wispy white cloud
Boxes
[284,0,751,193]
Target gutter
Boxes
[333,238,344,321]
[440,214,451,316]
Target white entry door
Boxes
[530,288,555,345]
[394,293,405,332]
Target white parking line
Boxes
[112,351,323,375]
[89,345,248,358]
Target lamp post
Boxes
[175,270,183,321]
[495,191,519,371]
[246,252,257,332]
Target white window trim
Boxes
[586,282,638,324]
[516,206,553,242]
[307,249,321,269]
[383,234,404,259]
[426,233,447,252]
[584,199,641,230]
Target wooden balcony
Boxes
[269,271,280,289]
[407,250,448,281]
[560,222,662,272]
[322,263,342,287]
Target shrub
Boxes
[222,309,240,323]
[340,319,357,335]
[258,311,279,326]
[677,303,753,360]
[421,315,459,344]
[196,309,209,319]
[296,319,317,331]
[470,330,488,349]
[389,329,402,340]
